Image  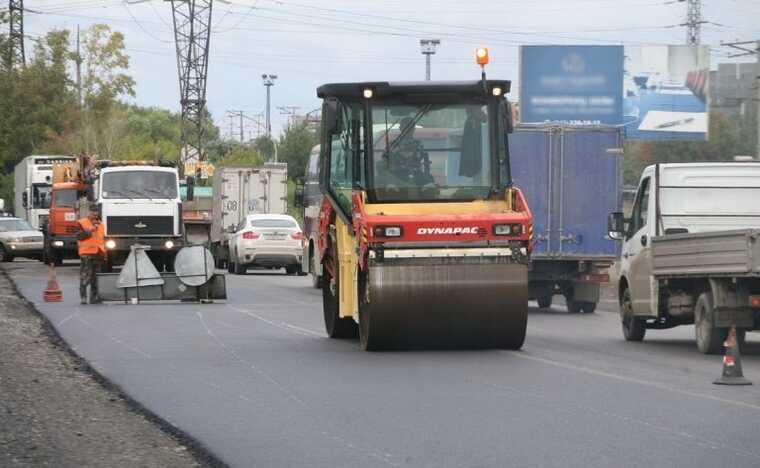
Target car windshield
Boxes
[0,219,35,232]
[250,219,298,228]
[53,189,78,207]
[369,103,492,203]
[101,171,178,199]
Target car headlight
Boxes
[105,239,116,250]
[164,240,174,249]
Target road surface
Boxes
[5,260,760,468]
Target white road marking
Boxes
[514,351,760,412]
[75,309,153,359]
[226,304,323,338]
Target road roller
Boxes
[316,50,532,350]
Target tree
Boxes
[623,111,757,185]
[277,122,318,180]
[78,24,136,155]
[0,29,78,172]
[217,144,263,167]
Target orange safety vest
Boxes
[77,218,106,256]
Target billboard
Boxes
[623,45,710,141]
[520,45,624,126]
[519,44,710,141]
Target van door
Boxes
[623,175,655,316]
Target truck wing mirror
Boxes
[186,175,195,202]
[323,98,341,135]
[607,212,625,240]
[22,192,28,208]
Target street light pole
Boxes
[262,74,277,138]
[419,39,441,81]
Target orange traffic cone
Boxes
[43,264,63,303]
[714,325,752,386]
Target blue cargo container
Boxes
[510,125,623,313]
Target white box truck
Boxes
[211,162,288,267]
[14,155,77,230]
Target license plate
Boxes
[264,234,286,240]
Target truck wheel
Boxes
[621,287,646,341]
[566,300,582,314]
[537,295,552,309]
[310,253,321,289]
[322,261,358,339]
[695,292,725,355]
[285,265,299,275]
[580,302,597,314]
[164,254,176,273]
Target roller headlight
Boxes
[494,224,523,236]
[53,240,64,247]
[164,240,175,249]
[105,239,116,250]
[372,226,402,238]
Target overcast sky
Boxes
[22,0,760,137]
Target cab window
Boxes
[628,177,650,238]
[328,103,364,214]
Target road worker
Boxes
[77,205,105,304]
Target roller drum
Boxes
[360,255,528,350]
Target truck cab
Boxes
[45,181,85,265]
[96,163,183,271]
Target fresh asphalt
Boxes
[5,260,760,468]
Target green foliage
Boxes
[0,29,79,172]
[623,111,758,185]
[277,122,318,181]
[253,136,275,162]
[216,144,264,167]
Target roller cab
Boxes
[317,80,532,350]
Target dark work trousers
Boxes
[80,255,104,304]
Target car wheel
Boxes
[285,265,298,275]
[310,253,321,289]
[234,261,246,275]
[0,245,8,262]
[620,287,646,341]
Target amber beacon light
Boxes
[475,47,489,66]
